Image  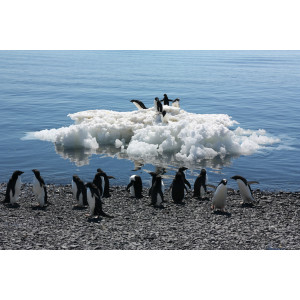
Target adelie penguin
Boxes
[172,98,180,108]
[178,167,191,190]
[150,175,164,208]
[72,175,87,207]
[130,99,147,110]
[170,172,189,204]
[154,97,163,113]
[85,182,113,219]
[148,172,165,197]
[231,175,259,206]
[4,170,24,206]
[32,169,48,207]
[211,179,228,212]
[126,175,143,198]
[193,169,208,199]
[97,168,115,198]
[160,94,173,106]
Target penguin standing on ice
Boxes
[150,175,164,207]
[211,179,228,212]
[85,182,113,219]
[160,94,173,106]
[96,168,115,198]
[178,167,192,190]
[126,175,143,198]
[231,175,259,205]
[170,172,189,204]
[72,175,87,206]
[172,98,180,108]
[154,97,163,113]
[193,169,208,199]
[130,99,147,110]
[4,170,24,206]
[32,169,48,207]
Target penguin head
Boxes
[155,97,159,101]
[220,179,227,185]
[231,175,247,185]
[179,167,188,173]
[162,111,167,117]
[174,98,180,102]
[163,94,168,98]
[73,175,79,182]
[149,172,157,178]
[32,169,40,176]
[200,169,206,175]
[97,168,104,173]
[12,170,24,179]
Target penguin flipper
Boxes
[184,179,191,189]
[126,181,133,192]
[207,184,217,190]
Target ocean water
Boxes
[0,50,299,191]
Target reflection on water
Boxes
[54,142,240,175]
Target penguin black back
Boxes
[150,175,164,207]
[171,172,187,203]
[130,99,147,109]
[73,175,87,205]
[178,167,191,189]
[32,169,48,204]
[97,168,115,198]
[193,169,207,198]
[4,170,24,203]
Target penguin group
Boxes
[1,167,260,218]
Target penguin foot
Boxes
[7,203,20,208]
[31,205,46,210]
[72,205,86,210]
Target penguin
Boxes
[160,110,168,123]
[178,167,192,190]
[130,99,147,110]
[96,168,115,198]
[32,169,48,207]
[72,175,87,206]
[172,98,180,108]
[160,94,173,106]
[193,169,208,199]
[126,175,143,198]
[231,175,259,205]
[4,170,24,205]
[93,172,104,198]
[85,182,113,218]
[149,172,165,197]
[170,172,189,204]
[154,97,163,113]
[211,179,228,211]
[150,175,164,207]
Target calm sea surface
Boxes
[0,51,299,191]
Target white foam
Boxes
[23,106,280,165]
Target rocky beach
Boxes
[1,183,299,250]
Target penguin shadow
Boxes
[212,210,231,217]
[4,203,20,209]
[31,205,47,211]
[87,216,103,223]
[174,201,186,206]
[240,202,261,209]
[72,205,87,211]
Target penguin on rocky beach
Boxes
[126,175,143,198]
[96,168,115,198]
[85,182,113,219]
[178,167,191,190]
[32,169,48,207]
[150,175,164,208]
[148,172,165,197]
[193,169,208,199]
[231,175,259,205]
[211,179,228,212]
[4,170,24,206]
[170,172,189,204]
[72,175,87,207]
[130,99,147,110]
[93,172,104,198]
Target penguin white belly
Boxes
[212,185,227,209]
[87,189,95,215]
[237,180,254,203]
[78,193,83,206]
[200,186,205,198]
[156,193,162,207]
[101,176,105,197]
[11,177,22,204]
[172,102,179,108]
[129,185,135,197]
[33,177,45,206]
[71,180,77,198]
[161,181,165,193]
